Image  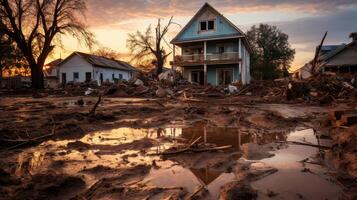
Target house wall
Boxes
[48,66,59,77]
[59,55,94,83]
[182,64,240,86]
[207,64,240,85]
[178,9,241,41]
[59,54,132,85]
[206,40,239,53]
[93,67,130,84]
[180,40,239,54]
[240,44,251,84]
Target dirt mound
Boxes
[10,173,85,200]
[220,182,258,200]
[74,164,165,199]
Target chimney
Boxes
[350,32,357,42]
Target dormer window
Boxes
[200,20,215,31]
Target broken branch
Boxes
[89,95,102,116]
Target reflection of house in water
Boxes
[190,167,222,186]
[180,126,286,150]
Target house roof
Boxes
[58,52,139,72]
[45,58,63,67]
[319,43,348,62]
[170,3,253,53]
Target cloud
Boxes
[271,8,357,67]
[86,0,357,26]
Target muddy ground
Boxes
[0,94,356,200]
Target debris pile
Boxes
[327,109,357,178]
[55,70,356,105]
[305,74,356,103]
[238,74,356,104]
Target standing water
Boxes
[1,126,343,199]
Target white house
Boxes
[44,58,63,88]
[58,52,138,85]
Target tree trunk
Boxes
[156,59,163,76]
[30,63,44,89]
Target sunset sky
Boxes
[52,0,357,71]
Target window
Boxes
[200,21,207,31]
[208,20,214,30]
[112,73,115,80]
[119,74,123,80]
[218,46,225,54]
[200,20,215,31]
[217,69,233,85]
[73,72,79,80]
[191,71,204,85]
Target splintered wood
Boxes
[328,109,357,127]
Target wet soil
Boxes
[0,95,355,199]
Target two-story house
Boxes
[171,3,252,86]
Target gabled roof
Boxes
[171,3,253,53]
[319,43,349,62]
[58,52,138,72]
[45,58,63,67]
[171,3,245,43]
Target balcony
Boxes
[173,52,241,66]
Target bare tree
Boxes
[127,17,172,76]
[0,0,94,89]
[93,47,121,60]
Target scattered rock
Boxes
[134,79,144,86]
[156,88,167,98]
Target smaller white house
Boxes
[58,52,138,85]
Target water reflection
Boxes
[9,127,342,200]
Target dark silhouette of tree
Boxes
[127,17,172,76]
[246,24,295,80]
[0,33,26,78]
[0,0,94,88]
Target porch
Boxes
[172,37,243,86]
[182,64,240,86]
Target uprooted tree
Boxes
[127,17,173,76]
[0,0,94,89]
[246,24,295,80]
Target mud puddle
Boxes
[251,128,343,199]
[0,127,344,199]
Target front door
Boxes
[85,72,92,82]
[191,70,204,85]
[100,73,103,85]
[61,73,66,86]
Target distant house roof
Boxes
[45,58,63,67]
[319,44,347,62]
[58,52,138,72]
[44,58,63,77]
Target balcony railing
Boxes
[174,52,240,66]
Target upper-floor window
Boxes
[200,20,215,31]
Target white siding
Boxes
[240,44,251,84]
[59,55,93,83]
[93,67,130,85]
[59,54,132,85]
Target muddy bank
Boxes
[0,95,355,199]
